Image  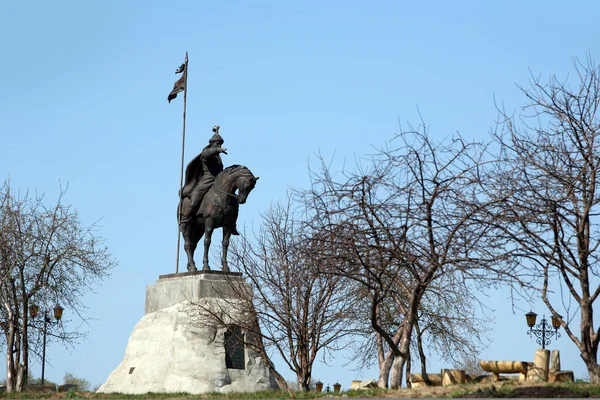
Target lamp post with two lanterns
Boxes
[28,303,64,385]
[525,311,562,349]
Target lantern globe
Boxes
[525,311,537,327]
[29,304,39,319]
[315,381,324,392]
[53,304,64,321]
[551,314,562,329]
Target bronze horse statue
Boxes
[179,165,259,272]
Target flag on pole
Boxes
[168,62,187,103]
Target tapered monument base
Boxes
[97,272,278,394]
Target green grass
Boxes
[0,394,57,399]
[344,388,387,397]
[4,382,600,399]
[1,389,352,400]
[443,381,600,398]
[553,381,600,396]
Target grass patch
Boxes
[345,388,387,397]
[552,381,600,396]
[1,389,352,400]
[440,381,600,398]
[5,382,599,399]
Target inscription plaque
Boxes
[225,325,245,370]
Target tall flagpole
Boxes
[176,51,189,274]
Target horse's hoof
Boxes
[203,266,211,272]
[187,263,197,272]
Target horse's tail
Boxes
[177,198,181,224]
[177,195,188,225]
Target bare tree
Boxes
[0,181,116,392]
[63,372,91,391]
[489,56,600,382]
[344,271,489,387]
[415,274,491,370]
[187,196,358,391]
[301,123,518,388]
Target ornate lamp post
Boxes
[29,303,64,384]
[525,311,561,349]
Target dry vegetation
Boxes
[2,381,600,399]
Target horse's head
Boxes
[236,173,259,204]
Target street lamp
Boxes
[525,311,561,349]
[314,380,323,392]
[29,303,64,384]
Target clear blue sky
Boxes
[1,0,599,389]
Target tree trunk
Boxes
[378,352,394,388]
[269,366,290,392]
[390,331,411,389]
[578,297,600,383]
[21,300,29,388]
[375,323,405,388]
[296,340,312,392]
[297,372,311,392]
[405,347,411,388]
[14,326,24,392]
[580,342,600,384]
[5,317,15,393]
[390,356,404,389]
[415,320,427,375]
[5,348,14,393]
[16,364,25,392]
[583,359,600,383]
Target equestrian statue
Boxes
[178,125,259,272]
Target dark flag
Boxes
[168,63,187,103]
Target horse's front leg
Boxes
[222,229,232,272]
[183,219,198,272]
[203,220,214,271]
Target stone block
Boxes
[409,373,442,386]
[548,370,574,383]
[479,360,529,382]
[551,350,561,371]
[527,349,550,382]
[479,360,528,373]
[145,271,247,314]
[349,379,377,390]
[350,380,362,390]
[441,369,466,386]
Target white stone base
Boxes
[97,273,278,394]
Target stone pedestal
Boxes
[441,369,466,386]
[549,370,575,383]
[409,373,442,387]
[527,349,550,382]
[97,272,278,394]
[550,350,561,371]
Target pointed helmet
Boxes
[209,125,224,144]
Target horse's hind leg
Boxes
[203,220,214,271]
[184,223,203,272]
